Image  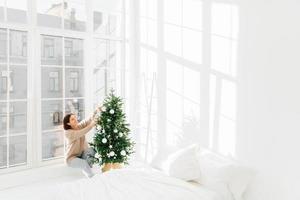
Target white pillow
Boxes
[161,144,201,181]
[197,149,256,200]
[150,145,178,170]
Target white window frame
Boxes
[0,25,30,174]
[0,0,127,174]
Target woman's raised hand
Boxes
[93,105,102,115]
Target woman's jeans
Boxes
[67,147,95,178]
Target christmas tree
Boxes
[90,90,134,168]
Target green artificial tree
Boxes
[90,90,134,171]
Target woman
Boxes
[63,108,100,178]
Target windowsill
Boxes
[0,163,81,191]
[0,159,148,191]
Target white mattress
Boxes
[2,164,229,200]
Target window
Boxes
[8,70,13,92]
[64,38,83,66]
[0,68,8,93]
[93,0,122,37]
[64,0,87,31]
[41,35,84,161]
[37,0,63,28]
[64,40,73,57]
[42,67,62,98]
[0,0,4,21]
[10,30,27,64]
[6,0,27,24]
[69,71,79,92]
[0,103,6,137]
[41,35,62,65]
[0,29,6,62]
[0,29,28,169]
[49,71,59,92]
[44,38,55,58]
[0,0,126,173]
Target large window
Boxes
[0,0,126,173]
[41,35,84,161]
[0,29,28,169]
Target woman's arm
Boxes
[65,120,95,143]
[78,107,101,129]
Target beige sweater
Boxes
[64,117,95,163]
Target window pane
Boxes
[164,0,181,25]
[0,0,4,21]
[65,68,84,97]
[42,100,63,130]
[64,38,83,66]
[9,66,27,99]
[0,137,7,168]
[140,0,157,19]
[164,24,181,56]
[42,130,64,160]
[183,0,202,30]
[0,29,7,62]
[41,67,63,98]
[65,99,84,121]
[211,35,234,75]
[212,3,233,38]
[93,0,122,13]
[166,60,183,94]
[9,30,27,64]
[167,90,183,125]
[7,0,27,24]
[9,135,26,166]
[184,67,200,102]
[182,28,202,64]
[0,65,7,100]
[140,18,157,47]
[94,68,106,103]
[64,0,86,31]
[41,35,62,66]
[94,12,121,37]
[107,41,122,91]
[0,102,6,136]
[93,11,105,34]
[37,0,62,28]
[9,101,27,134]
[95,39,107,68]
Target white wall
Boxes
[131,0,300,199]
[236,0,300,199]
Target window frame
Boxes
[0,26,29,174]
[0,0,127,174]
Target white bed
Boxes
[4,165,231,200]
[53,168,227,200]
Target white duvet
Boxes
[4,168,227,200]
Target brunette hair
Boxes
[63,113,74,130]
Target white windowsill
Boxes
[0,164,82,191]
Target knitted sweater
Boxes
[64,117,95,163]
